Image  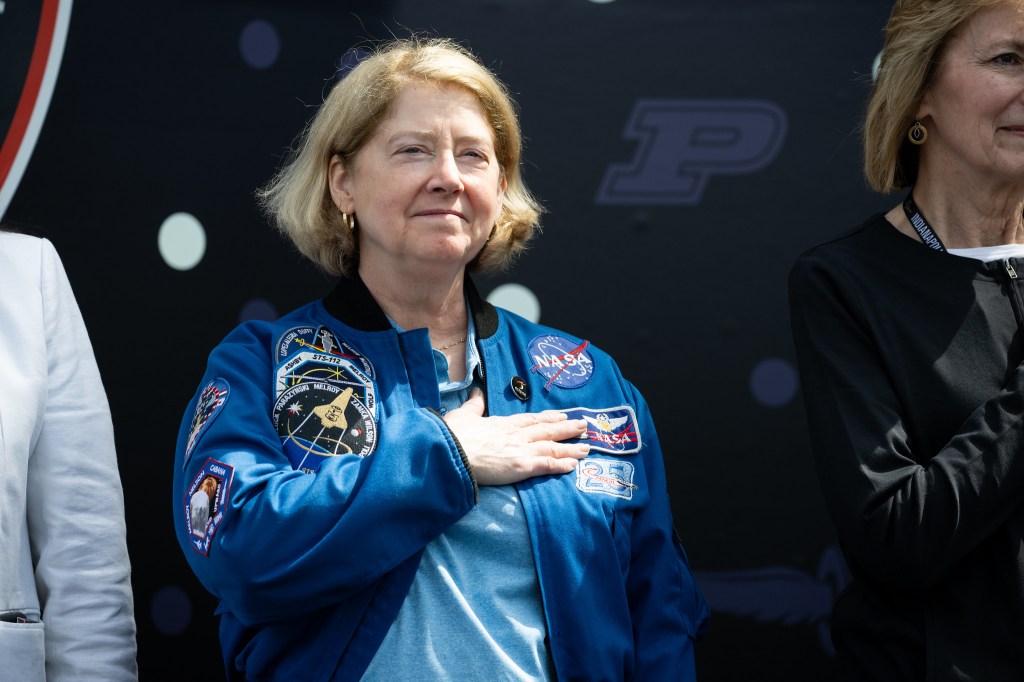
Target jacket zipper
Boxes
[1003,259,1024,328]
[475,338,489,416]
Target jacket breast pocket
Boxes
[0,618,45,681]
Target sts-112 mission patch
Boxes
[275,325,374,379]
[272,381,377,473]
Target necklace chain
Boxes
[434,336,467,352]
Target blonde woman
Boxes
[790,1,1024,678]
[174,38,707,681]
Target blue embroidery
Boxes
[527,334,594,389]
[185,459,234,556]
[576,457,637,500]
[561,406,641,455]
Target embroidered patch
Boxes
[528,334,594,390]
[576,457,638,500]
[272,381,377,473]
[185,459,234,555]
[275,350,376,414]
[185,379,229,460]
[562,406,641,455]
[276,325,374,378]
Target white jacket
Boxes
[0,233,137,680]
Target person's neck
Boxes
[905,173,1024,248]
[358,259,469,343]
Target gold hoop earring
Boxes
[907,120,928,145]
[340,211,356,231]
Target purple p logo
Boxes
[596,99,788,205]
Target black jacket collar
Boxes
[322,273,499,340]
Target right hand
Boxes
[443,388,590,486]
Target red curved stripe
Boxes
[0,0,58,186]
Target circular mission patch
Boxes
[272,381,377,473]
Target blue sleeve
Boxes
[626,384,710,680]
[171,324,476,626]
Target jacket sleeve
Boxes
[625,384,709,680]
[173,325,477,626]
[789,256,1024,592]
[27,239,138,680]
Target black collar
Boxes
[321,272,499,340]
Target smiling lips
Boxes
[415,208,466,220]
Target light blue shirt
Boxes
[362,314,553,681]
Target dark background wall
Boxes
[2,0,897,679]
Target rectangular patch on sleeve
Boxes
[576,457,638,500]
[185,459,234,556]
[185,378,229,463]
[560,406,641,455]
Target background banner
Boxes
[2,1,895,678]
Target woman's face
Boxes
[917,2,1024,187]
[329,83,506,278]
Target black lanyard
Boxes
[903,193,947,252]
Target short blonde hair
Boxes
[257,37,542,276]
[863,0,1019,192]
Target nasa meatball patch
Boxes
[527,334,594,390]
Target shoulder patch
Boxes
[576,457,638,500]
[562,405,641,455]
[273,381,377,473]
[185,459,234,555]
[528,334,594,390]
[276,325,374,378]
[275,350,376,414]
[185,379,230,461]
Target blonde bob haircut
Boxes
[257,37,542,276]
[864,0,1016,192]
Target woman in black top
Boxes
[790,1,1024,679]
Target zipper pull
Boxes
[1006,259,1018,279]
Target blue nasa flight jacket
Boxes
[173,275,709,681]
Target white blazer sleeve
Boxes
[26,239,138,680]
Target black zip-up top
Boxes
[789,214,1024,681]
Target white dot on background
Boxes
[487,283,541,322]
[158,212,206,271]
[872,51,882,83]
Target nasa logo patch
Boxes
[185,379,230,461]
[273,381,377,473]
[561,406,641,455]
[185,459,234,556]
[576,457,638,500]
[527,334,594,390]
